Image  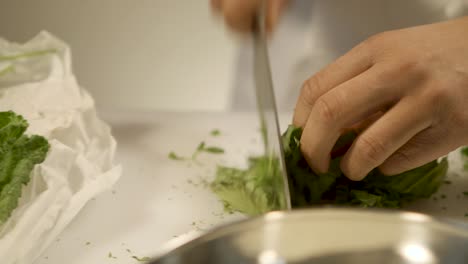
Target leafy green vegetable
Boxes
[211,125,448,215]
[211,156,285,216]
[0,111,49,225]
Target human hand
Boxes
[293,16,468,180]
[210,0,289,32]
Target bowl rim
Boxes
[149,206,468,262]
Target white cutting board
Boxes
[35,110,468,264]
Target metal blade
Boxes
[253,1,292,210]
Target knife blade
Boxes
[253,1,292,210]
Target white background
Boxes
[0,0,238,111]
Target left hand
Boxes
[293,16,468,180]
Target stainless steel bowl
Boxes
[150,208,468,264]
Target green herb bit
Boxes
[440,194,447,199]
[461,147,468,157]
[210,129,221,136]
[443,180,452,184]
[132,256,151,262]
[168,152,184,161]
[196,142,206,152]
[463,191,468,196]
[85,241,91,246]
[192,141,224,159]
[108,252,117,259]
[203,147,224,154]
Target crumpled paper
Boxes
[0,31,122,264]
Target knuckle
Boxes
[391,150,413,164]
[356,134,386,164]
[363,31,389,49]
[396,60,427,79]
[424,84,451,107]
[380,150,413,175]
[313,95,341,124]
[300,75,323,106]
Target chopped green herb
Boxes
[463,192,468,196]
[196,142,206,152]
[168,152,185,161]
[444,180,452,184]
[132,256,151,262]
[465,213,468,217]
[212,125,448,215]
[461,147,468,157]
[203,147,224,154]
[85,241,91,246]
[210,129,221,136]
[108,252,117,259]
[192,141,224,159]
[440,194,447,199]
[126,248,132,253]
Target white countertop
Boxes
[35,110,468,264]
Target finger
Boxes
[293,42,373,127]
[379,127,454,175]
[340,98,433,181]
[223,0,259,32]
[211,0,222,11]
[300,66,401,173]
[330,112,385,158]
[266,0,288,32]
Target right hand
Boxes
[211,0,289,33]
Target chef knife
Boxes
[253,1,292,210]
